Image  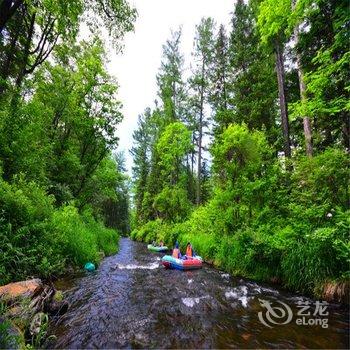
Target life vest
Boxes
[186,246,193,257]
[172,248,180,258]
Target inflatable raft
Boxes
[147,244,168,252]
[161,255,202,270]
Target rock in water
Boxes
[0,279,43,301]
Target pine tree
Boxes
[210,24,229,113]
[229,0,278,147]
[156,29,186,123]
[257,0,292,157]
[131,108,153,222]
[189,17,215,205]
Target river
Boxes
[47,238,349,349]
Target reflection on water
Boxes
[47,238,349,349]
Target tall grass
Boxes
[130,210,349,296]
[0,177,119,284]
[52,206,119,266]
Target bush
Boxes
[51,206,118,266]
[0,176,119,284]
[0,177,62,284]
[131,146,349,297]
[281,225,349,293]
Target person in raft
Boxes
[159,240,164,247]
[172,241,182,259]
[185,242,196,258]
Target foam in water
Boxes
[259,286,279,295]
[225,290,238,299]
[181,295,209,308]
[239,296,248,307]
[247,281,278,295]
[187,279,193,284]
[182,297,200,307]
[221,273,230,279]
[115,262,159,270]
[225,285,249,307]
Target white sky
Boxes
[109,0,236,173]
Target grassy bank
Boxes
[0,177,119,285]
[131,148,349,300]
[131,216,349,299]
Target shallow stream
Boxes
[47,238,349,349]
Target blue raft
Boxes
[161,255,202,270]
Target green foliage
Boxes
[131,1,349,300]
[212,123,269,182]
[281,225,349,292]
[133,144,349,295]
[257,0,291,46]
[228,0,279,147]
[291,148,349,208]
[156,29,186,122]
[131,219,168,244]
[156,122,192,185]
[0,176,61,284]
[0,9,132,285]
[0,319,22,350]
[51,206,119,266]
[291,0,349,124]
[0,175,120,285]
[153,186,192,222]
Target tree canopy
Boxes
[130,0,349,298]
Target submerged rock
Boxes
[48,299,69,316]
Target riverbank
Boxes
[130,218,349,304]
[0,279,69,349]
[0,234,120,349]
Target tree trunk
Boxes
[274,40,291,158]
[342,112,350,151]
[196,62,205,205]
[14,11,36,90]
[0,17,22,95]
[0,0,23,35]
[294,16,313,157]
[197,114,202,205]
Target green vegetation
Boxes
[0,1,135,284]
[131,0,349,297]
[0,0,348,300]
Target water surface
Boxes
[47,238,349,349]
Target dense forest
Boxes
[0,0,348,299]
[130,0,349,297]
[0,0,136,285]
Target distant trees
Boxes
[190,18,215,205]
[131,0,349,228]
